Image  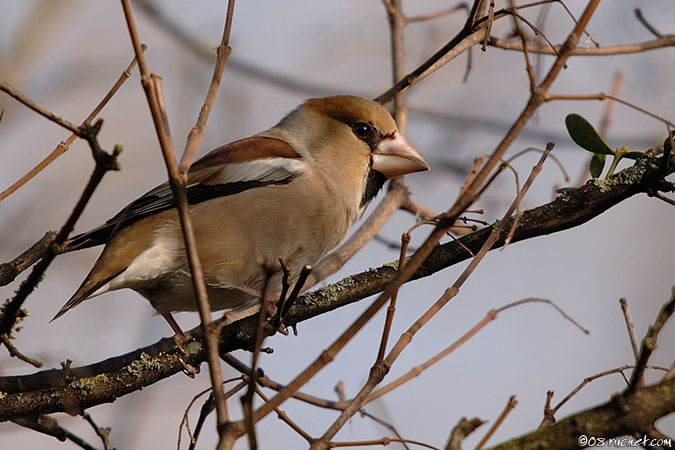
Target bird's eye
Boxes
[352,123,372,140]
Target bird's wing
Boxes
[66,136,304,250]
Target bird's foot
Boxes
[163,313,200,377]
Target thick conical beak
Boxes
[372,131,430,179]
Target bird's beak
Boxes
[372,131,430,179]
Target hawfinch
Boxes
[53,96,429,329]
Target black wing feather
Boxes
[66,175,297,251]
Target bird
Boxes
[52,95,429,337]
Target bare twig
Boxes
[0,122,120,339]
[247,3,603,441]
[242,269,273,450]
[0,334,42,368]
[445,417,485,450]
[367,296,586,405]
[180,386,215,449]
[551,364,669,415]
[0,232,56,287]
[12,415,98,450]
[496,297,588,334]
[474,395,518,450]
[554,0,599,47]
[634,8,663,38]
[178,0,235,173]
[120,0,235,436]
[253,386,313,443]
[185,381,246,450]
[481,1,495,52]
[619,298,640,361]
[627,287,675,395]
[1,145,672,420]
[406,4,467,24]
[508,0,541,88]
[0,78,81,135]
[0,49,143,203]
[385,0,407,131]
[309,139,556,449]
[506,147,569,182]
[376,233,410,363]
[652,191,675,206]
[488,35,675,55]
[331,438,439,449]
[539,390,556,427]
[189,393,215,450]
[505,142,556,248]
[83,413,112,450]
[545,93,675,128]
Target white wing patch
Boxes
[200,158,307,186]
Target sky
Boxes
[0,1,674,449]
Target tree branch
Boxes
[486,375,675,449]
[0,149,672,421]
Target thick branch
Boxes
[0,150,671,421]
[486,375,675,449]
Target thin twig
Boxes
[495,297,589,334]
[406,4,467,24]
[474,395,518,450]
[186,382,247,450]
[310,141,556,449]
[331,438,439,449]
[248,2,602,439]
[0,48,143,203]
[1,332,43,368]
[120,0,232,434]
[385,0,407,131]
[180,385,216,449]
[627,287,675,395]
[253,386,313,443]
[0,78,81,135]
[243,269,273,450]
[539,390,556,427]
[489,35,675,56]
[2,146,672,421]
[652,191,675,206]
[555,0,599,47]
[83,413,113,450]
[12,416,98,450]
[545,93,675,128]
[508,0,537,88]
[178,0,235,173]
[506,147,569,182]
[481,1,495,51]
[551,364,669,415]
[634,8,663,38]
[376,233,410,363]
[367,296,586,405]
[619,298,640,361]
[0,123,120,339]
[358,409,413,450]
[445,417,485,450]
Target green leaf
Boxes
[565,114,615,155]
[589,153,606,178]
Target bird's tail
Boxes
[51,270,123,321]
